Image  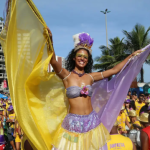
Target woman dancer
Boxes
[47,28,141,149]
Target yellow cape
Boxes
[0,0,69,149]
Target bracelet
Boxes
[101,72,104,79]
[56,68,63,75]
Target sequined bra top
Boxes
[66,85,93,98]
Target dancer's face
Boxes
[74,49,88,69]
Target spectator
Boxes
[2,104,7,116]
[139,113,150,150]
[129,98,136,110]
[14,120,22,150]
[117,106,130,134]
[133,91,137,95]
[134,94,139,102]
[0,109,5,150]
[6,105,16,150]
[128,91,132,97]
[106,120,136,150]
[8,100,12,106]
[124,99,131,122]
[147,105,150,113]
[135,95,145,117]
[128,110,141,130]
[0,99,4,105]
[140,98,150,114]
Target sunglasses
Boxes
[76,53,88,59]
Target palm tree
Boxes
[123,24,150,82]
[0,17,4,22]
[93,37,128,71]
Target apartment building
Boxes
[0,22,8,92]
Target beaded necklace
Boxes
[72,70,85,77]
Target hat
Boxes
[2,103,6,106]
[145,99,150,103]
[121,106,125,111]
[8,100,12,104]
[7,105,13,111]
[125,99,131,103]
[114,120,119,126]
[128,110,136,117]
[138,113,149,123]
[0,108,3,111]
[73,33,94,55]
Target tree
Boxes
[93,37,128,71]
[123,24,150,82]
[0,17,4,22]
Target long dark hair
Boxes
[65,49,93,73]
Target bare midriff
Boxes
[68,96,93,115]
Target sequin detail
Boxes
[62,111,101,133]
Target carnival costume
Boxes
[0,0,150,150]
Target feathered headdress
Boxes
[73,33,94,54]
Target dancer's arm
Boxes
[140,130,149,150]
[91,50,142,81]
[47,28,70,79]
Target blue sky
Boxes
[0,0,150,82]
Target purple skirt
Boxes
[61,111,101,133]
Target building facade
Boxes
[0,22,8,92]
[48,56,65,72]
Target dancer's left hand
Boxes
[131,50,142,57]
[47,27,53,45]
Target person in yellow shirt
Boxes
[2,103,7,116]
[106,120,136,150]
[140,98,150,114]
[124,99,131,123]
[0,108,6,150]
[6,105,16,150]
[0,98,4,106]
[5,99,8,108]
[14,120,22,150]
[6,100,12,116]
[117,106,130,134]
[135,95,145,116]
[128,110,141,130]
[134,94,139,102]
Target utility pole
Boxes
[100,9,111,48]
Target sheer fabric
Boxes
[0,0,68,149]
[0,0,150,150]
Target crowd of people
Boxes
[0,91,149,150]
[111,91,150,150]
[0,93,22,150]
